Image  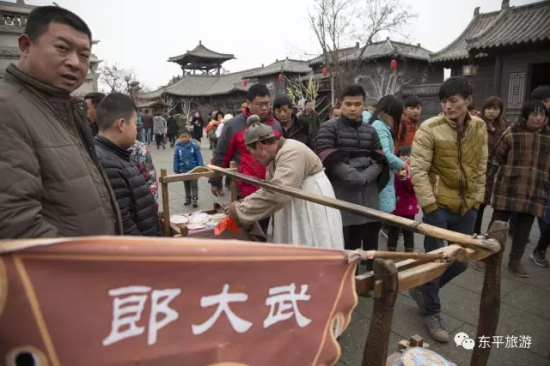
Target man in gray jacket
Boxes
[0,6,122,238]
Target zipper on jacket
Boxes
[457,133,466,214]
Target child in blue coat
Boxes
[173,130,204,207]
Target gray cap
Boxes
[244,115,275,145]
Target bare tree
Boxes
[286,75,322,109]
[357,67,413,101]
[99,63,139,94]
[308,0,416,102]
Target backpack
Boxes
[208,123,219,142]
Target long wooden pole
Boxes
[206,165,498,251]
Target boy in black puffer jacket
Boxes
[94,93,161,236]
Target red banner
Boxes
[0,237,357,366]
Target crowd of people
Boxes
[1,4,550,348]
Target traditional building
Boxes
[0,0,102,97]
[430,0,550,120]
[168,41,234,76]
[242,58,311,97]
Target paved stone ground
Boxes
[150,139,550,366]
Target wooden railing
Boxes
[205,164,506,366]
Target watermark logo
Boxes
[454,332,532,350]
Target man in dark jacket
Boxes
[142,109,154,144]
[84,92,105,137]
[0,6,122,238]
[298,100,321,136]
[273,94,315,151]
[95,93,161,236]
[316,84,387,268]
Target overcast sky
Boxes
[21,0,538,90]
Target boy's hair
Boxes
[521,100,547,120]
[397,146,411,157]
[25,6,92,42]
[247,84,270,102]
[340,84,366,101]
[273,94,294,110]
[96,93,137,131]
[438,77,474,101]
[404,95,422,108]
[179,130,191,138]
[84,92,105,108]
[531,86,550,101]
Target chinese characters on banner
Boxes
[0,237,358,366]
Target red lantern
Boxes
[322,67,328,77]
[242,79,248,87]
[390,59,398,71]
[278,73,284,82]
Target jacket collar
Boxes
[95,135,131,161]
[339,114,362,127]
[441,111,473,130]
[4,64,72,100]
[401,114,418,126]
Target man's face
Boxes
[341,96,365,121]
[19,22,91,92]
[119,111,138,149]
[404,106,421,121]
[85,98,96,122]
[440,94,471,121]
[241,102,248,114]
[305,102,313,114]
[248,143,269,166]
[274,105,293,124]
[542,98,550,111]
[248,95,271,120]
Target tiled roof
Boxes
[430,9,498,63]
[0,1,36,14]
[309,39,432,66]
[308,44,360,66]
[401,83,440,97]
[467,0,550,51]
[136,100,169,108]
[138,68,261,99]
[244,58,311,78]
[168,41,235,64]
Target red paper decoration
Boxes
[322,67,328,77]
[243,79,248,87]
[390,59,398,71]
[278,73,284,82]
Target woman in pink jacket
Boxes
[387,146,419,252]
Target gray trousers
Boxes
[184,180,199,200]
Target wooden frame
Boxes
[205,164,506,366]
[158,162,238,237]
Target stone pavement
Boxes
[150,139,550,366]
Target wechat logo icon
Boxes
[454,332,475,350]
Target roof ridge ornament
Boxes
[474,7,480,16]
[502,0,510,10]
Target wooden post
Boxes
[230,161,238,202]
[471,220,506,366]
[362,259,398,366]
[160,169,171,236]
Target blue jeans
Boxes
[142,127,153,144]
[420,208,477,316]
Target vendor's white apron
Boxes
[273,171,344,250]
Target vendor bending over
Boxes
[226,115,344,250]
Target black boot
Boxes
[184,198,191,206]
[192,197,198,208]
